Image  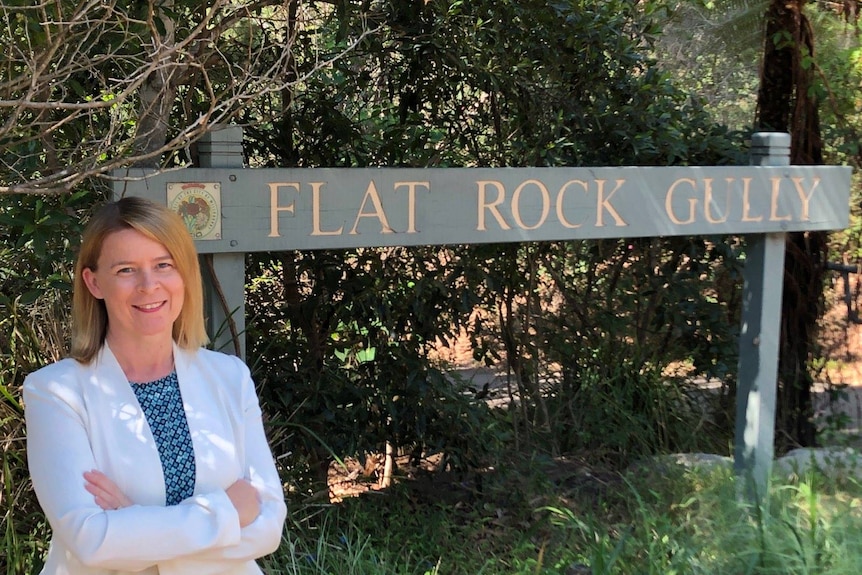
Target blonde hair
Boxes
[71,196,208,363]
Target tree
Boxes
[658,0,862,449]
[756,0,828,450]
[0,1,369,194]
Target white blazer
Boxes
[24,343,288,575]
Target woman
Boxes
[24,197,287,575]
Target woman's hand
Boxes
[226,478,260,528]
[84,469,133,510]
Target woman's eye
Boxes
[157,262,174,270]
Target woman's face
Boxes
[81,228,185,346]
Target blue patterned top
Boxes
[130,372,196,506]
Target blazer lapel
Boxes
[88,344,167,506]
[174,345,243,493]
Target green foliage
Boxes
[541,460,862,574]
[0,191,93,306]
[0,297,60,575]
[0,189,98,572]
[254,453,862,574]
[544,361,717,462]
[239,0,745,484]
[246,248,499,490]
[453,237,742,458]
[266,452,588,574]
[1,412,50,575]
[245,0,743,169]
[803,5,862,265]
[0,187,97,379]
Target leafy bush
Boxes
[246,248,500,491]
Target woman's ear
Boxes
[81,267,104,300]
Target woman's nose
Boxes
[137,270,157,291]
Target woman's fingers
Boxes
[226,478,261,528]
[83,469,133,510]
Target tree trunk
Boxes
[756,0,825,450]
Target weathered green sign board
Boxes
[117,164,850,252]
[115,128,853,502]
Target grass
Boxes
[255,451,862,575]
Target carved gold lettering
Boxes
[595,179,627,227]
[511,179,550,230]
[476,180,510,231]
[703,178,730,224]
[769,177,792,221]
[394,181,428,233]
[350,180,393,235]
[268,182,298,237]
[310,182,343,236]
[555,180,586,228]
[791,176,819,222]
[740,177,762,222]
[665,178,697,225]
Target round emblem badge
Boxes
[168,184,220,239]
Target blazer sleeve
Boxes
[157,358,288,574]
[24,364,243,572]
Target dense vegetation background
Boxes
[2,1,861,573]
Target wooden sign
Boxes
[115,165,852,254]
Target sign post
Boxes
[733,133,792,499]
[194,129,246,357]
